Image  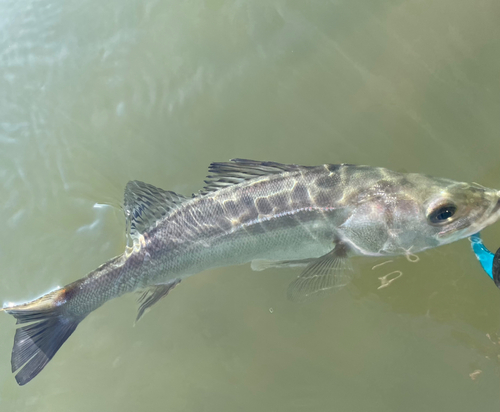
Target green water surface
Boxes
[0,0,499,411]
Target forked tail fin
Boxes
[2,288,85,385]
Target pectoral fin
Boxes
[287,243,353,302]
[136,280,181,322]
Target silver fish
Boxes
[3,159,500,385]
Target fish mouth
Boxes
[475,192,500,231]
[437,220,470,238]
[491,195,500,216]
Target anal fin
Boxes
[287,242,353,302]
[136,280,180,322]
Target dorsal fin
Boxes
[124,181,187,240]
[200,158,302,196]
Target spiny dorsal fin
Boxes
[200,158,303,196]
[287,242,353,302]
[124,181,187,240]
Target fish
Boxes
[3,158,500,385]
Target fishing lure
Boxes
[469,233,500,288]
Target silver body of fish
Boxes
[3,159,500,385]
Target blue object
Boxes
[470,232,494,279]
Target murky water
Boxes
[1,0,499,410]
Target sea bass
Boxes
[3,159,500,385]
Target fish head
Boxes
[345,172,500,255]
[421,181,500,246]
[390,175,500,252]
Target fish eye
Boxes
[427,203,457,225]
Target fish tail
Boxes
[2,284,85,386]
